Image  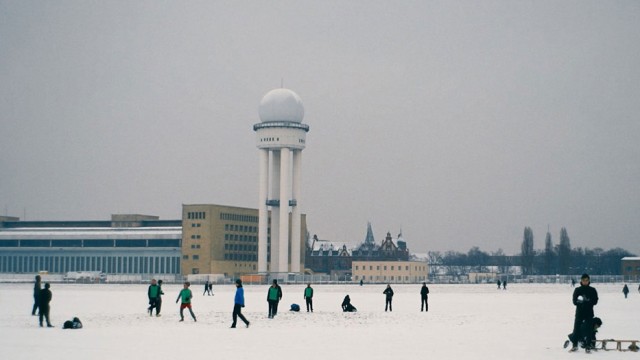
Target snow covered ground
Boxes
[1,282,638,359]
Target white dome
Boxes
[259,88,304,123]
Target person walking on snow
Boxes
[203,280,212,296]
[304,283,314,312]
[267,279,282,318]
[176,282,196,322]
[231,279,249,328]
[32,274,41,316]
[420,282,430,312]
[623,284,629,298]
[383,284,394,312]
[38,283,53,328]
[156,279,164,316]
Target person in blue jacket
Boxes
[231,279,250,328]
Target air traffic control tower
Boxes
[253,88,309,275]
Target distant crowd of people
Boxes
[29,272,637,344]
[155,279,430,327]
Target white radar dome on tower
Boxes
[259,88,305,123]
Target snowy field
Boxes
[1,282,638,359]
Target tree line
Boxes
[425,227,635,276]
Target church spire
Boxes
[364,222,375,245]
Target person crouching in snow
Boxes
[341,295,357,312]
[176,282,196,322]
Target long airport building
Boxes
[0,204,307,278]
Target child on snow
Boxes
[176,282,196,322]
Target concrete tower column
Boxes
[291,149,302,273]
[258,148,269,273]
[270,150,281,271]
[278,147,291,274]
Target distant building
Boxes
[181,204,307,277]
[306,223,414,276]
[305,235,352,274]
[621,257,640,277]
[0,214,182,275]
[351,223,409,261]
[353,260,428,283]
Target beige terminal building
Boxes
[181,204,307,277]
[352,260,429,283]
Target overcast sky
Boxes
[1,1,639,255]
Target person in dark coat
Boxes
[32,275,41,316]
[383,284,394,312]
[267,279,283,318]
[565,273,599,352]
[38,283,53,327]
[203,280,212,296]
[231,279,249,328]
[623,284,629,298]
[420,282,430,312]
[341,295,357,312]
[502,280,507,290]
[63,317,83,329]
[496,280,501,289]
[156,279,164,315]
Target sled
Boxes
[595,339,639,352]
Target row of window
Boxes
[0,239,181,248]
[260,137,280,142]
[224,244,257,252]
[184,253,258,262]
[224,253,257,261]
[224,234,257,242]
[219,213,258,223]
[354,275,421,281]
[354,265,427,272]
[187,212,206,219]
[191,223,202,227]
[190,235,201,239]
[224,224,258,233]
[0,255,180,274]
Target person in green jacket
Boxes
[147,279,161,316]
[267,279,283,318]
[304,283,314,312]
[176,282,196,322]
